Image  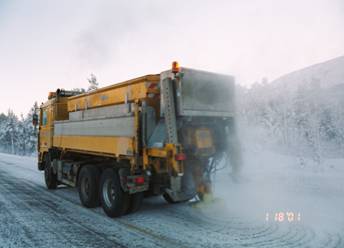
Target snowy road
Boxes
[0,152,343,248]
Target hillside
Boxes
[271,55,344,92]
[239,55,344,158]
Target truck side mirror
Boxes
[32,114,38,127]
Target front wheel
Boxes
[100,168,129,218]
[44,154,57,190]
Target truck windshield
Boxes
[180,69,235,115]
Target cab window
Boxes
[42,111,48,126]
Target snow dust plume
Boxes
[192,58,344,235]
[211,141,344,232]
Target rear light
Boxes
[135,176,145,185]
[175,153,187,161]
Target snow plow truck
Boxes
[34,62,242,217]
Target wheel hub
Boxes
[103,178,116,208]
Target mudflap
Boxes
[164,164,197,202]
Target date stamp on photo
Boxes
[265,212,301,222]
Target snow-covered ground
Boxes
[0,151,343,248]
[213,148,344,233]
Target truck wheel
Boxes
[126,192,144,214]
[44,154,57,190]
[78,165,100,208]
[100,169,129,218]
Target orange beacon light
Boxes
[172,61,180,73]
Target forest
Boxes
[0,103,38,156]
[237,75,344,166]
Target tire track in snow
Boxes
[0,164,188,248]
[0,156,343,248]
[0,171,124,248]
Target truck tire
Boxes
[44,154,57,190]
[78,165,100,208]
[126,192,144,214]
[38,161,45,171]
[100,168,129,218]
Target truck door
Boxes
[39,105,54,152]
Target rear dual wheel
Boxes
[100,169,144,217]
[77,167,144,217]
[78,165,100,208]
[100,169,129,217]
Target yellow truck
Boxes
[35,62,241,217]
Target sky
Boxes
[0,0,343,115]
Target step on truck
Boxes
[34,62,242,217]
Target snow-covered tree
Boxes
[0,103,38,156]
[1,110,19,154]
[236,75,344,163]
[22,102,39,155]
[87,74,99,92]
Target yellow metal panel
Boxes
[40,105,54,150]
[53,136,134,157]
[195,128,214,149]
[67,75,160,112]
[39,129,53,149]
[54,98,69,121]
[165,143,183,174]
[147,148,167,158]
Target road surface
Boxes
[0,152,343,248]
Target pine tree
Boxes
[3,110,19,154]
[0,103,38,156]
[24,102,39,155]
[87,74,99,92]
[0,113,8,152]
